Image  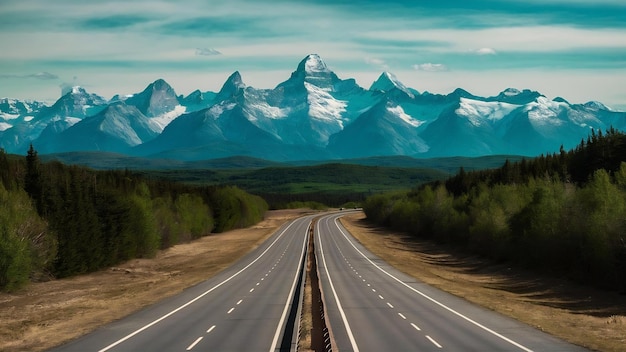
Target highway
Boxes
[315,212,589,352]
[50,214,314,352]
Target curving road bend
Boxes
[49,214,314,352]
[315,212,589,352]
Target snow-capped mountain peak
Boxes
[215,71,246,101]
[456,98,519,126]
[502,88,521,97]
[584,101,612,111]
[298,54,330,74]
[278,54,338,92]
[370,71,414,99]
[124,78,180,117]
[490,88,542,104]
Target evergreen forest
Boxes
[0,146,267,291]
[364,128,626,292]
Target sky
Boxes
[0,0,625,110]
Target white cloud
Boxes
[195,48,222,56]
[361,26,626,53]
[412,63,448,72]
[475,47,497,55]
[365,57,389,70]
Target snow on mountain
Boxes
[456,98,520,126]
[488,88,542,105]
[215,71,246,102]
[42,86,108,121]
[523,96,567,127]
[421,102,506,157]
[35,102,159,154]
[0,87,107,153]
[2,54,625,160]
[303,82,347,124]
[370,71,415,99]
[125,79,180,117]
[0,98,47,122]
[328,99,428,158]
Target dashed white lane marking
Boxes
[236,299,243,305]
[227,307,235,314]
[378,295,384,300]
[206,325,216,333]
[386,302,394,309]
[256,282,260,286]
[411,323,421,331]
[398,313,407,320]
[372,289,376,292]
[249,288,254,293]
[426,335,443,348]
[186,336,203,351]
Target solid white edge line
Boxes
[317,219,360,352]
[97,218,304,352]
[426,335,443,348]
[268,221,310,352]
[186,336,203,351]
[332,216,534,352]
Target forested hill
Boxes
[445,127,626,195]
[0,146,268,291]
[364,128,626,292]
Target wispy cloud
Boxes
[0,72,59,80]
[364,57,389,70]
[475,48,497,55]
[0,0,624,107]
[195,48,222,56]
[412,63,448,72]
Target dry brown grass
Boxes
[0,209,314,352]
[340,212,626,352]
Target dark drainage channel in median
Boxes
[309,223,333,352]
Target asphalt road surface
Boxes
[315,212,589,352]
[50,214,314,352]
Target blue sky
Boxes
[1,0,625,109]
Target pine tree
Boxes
[24,144,44,214]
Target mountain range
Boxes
[1,54,625,161]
